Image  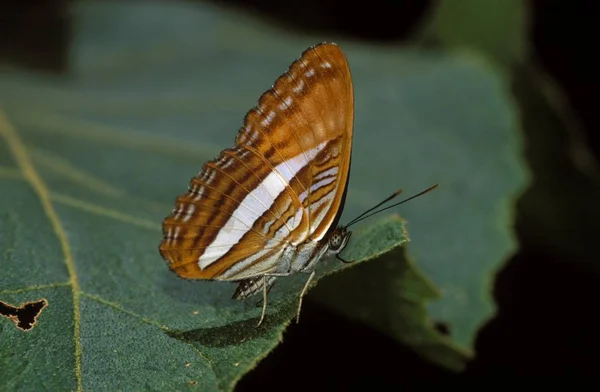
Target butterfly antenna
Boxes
[345,184,438,228]
[345,189,403,227]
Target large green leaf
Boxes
[0,158,405,391]
[0,1,526,390]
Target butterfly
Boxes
[159,42,437,327]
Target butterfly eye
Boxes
[330,234,340,248]
[329,231,347,251]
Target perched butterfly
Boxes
[159,42,437,327]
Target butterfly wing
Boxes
[160,42,354,281]
[293,45,354,241]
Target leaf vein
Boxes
[0,110,83,392]
[30,146,168,212]
[79,291,215,367]
[31,146,124,198]
[0,281,71,294]
[50,192,160,231]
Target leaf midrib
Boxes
[0,109,225,390]
[0,109,85,391]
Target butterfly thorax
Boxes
[275,225,352,276]
[233,226,351,300]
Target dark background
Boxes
[2,0,598,389]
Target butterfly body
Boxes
[159,42,355,325]
[232,227,350,300]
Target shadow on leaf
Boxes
[166,301,296,347]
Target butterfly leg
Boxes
[255,280,276,306]
[336,254,354,263]
[256,275,269,328]
[296,270,316,324]
[254,271,302,327]
[255,273,290,327]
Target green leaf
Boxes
[0,1,527,389]
[427,0,526,68]
[0,124,406,391]
[312,246,471,372]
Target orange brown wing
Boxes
[159,42,354,280]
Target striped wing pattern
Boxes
[160,43,354,281]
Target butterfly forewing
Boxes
[160,42,354,281]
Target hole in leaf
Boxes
[434,321,451,336]
[0,298,48,331]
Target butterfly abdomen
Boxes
[232,276,277,299]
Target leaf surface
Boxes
[0,1,527,389]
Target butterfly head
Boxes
[328,226,352,255]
